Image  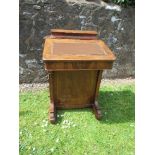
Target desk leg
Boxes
[49,102,56,124]
[92,70,103,120]
[92,100,102,120]
[48,72,57,124]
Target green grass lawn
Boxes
[19,83,135,155]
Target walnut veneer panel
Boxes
[51,70,98,108]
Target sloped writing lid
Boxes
[43,29,116,61]
[43,29,116,70]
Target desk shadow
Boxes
[57,90,135,124]
[98,90,135,124]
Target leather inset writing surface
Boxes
[53,42,105,55]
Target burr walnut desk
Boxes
[42,29,116,124]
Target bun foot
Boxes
[49,112,56,124]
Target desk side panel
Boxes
[51,70,98,108]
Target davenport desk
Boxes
[42,29,116,124]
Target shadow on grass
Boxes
[99,90,135,124]
[57,90,135,124]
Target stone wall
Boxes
[19,0,135,83]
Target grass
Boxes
[19,83,135,155]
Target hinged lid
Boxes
[43,29,116,61]
[42,29,116,70]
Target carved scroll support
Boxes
[48,72,57,124]
[92,70,103,120]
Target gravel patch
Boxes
[20,78,134,92]
[19,83,49,93]
[101,77,134,86]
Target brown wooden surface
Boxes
[48,70,104,122]
[51,70,97,108]
[48,29,97,40]
[93,70,103,120]
[42,29,116,123]
[43,38,116,62]
[46,35,97,40]
[50,29,98,35]
[95,70,103,100]
[48,72,56,123]
[44,61,114,71]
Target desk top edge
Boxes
[50,29,97,35]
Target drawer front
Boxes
[44,61,113,71]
